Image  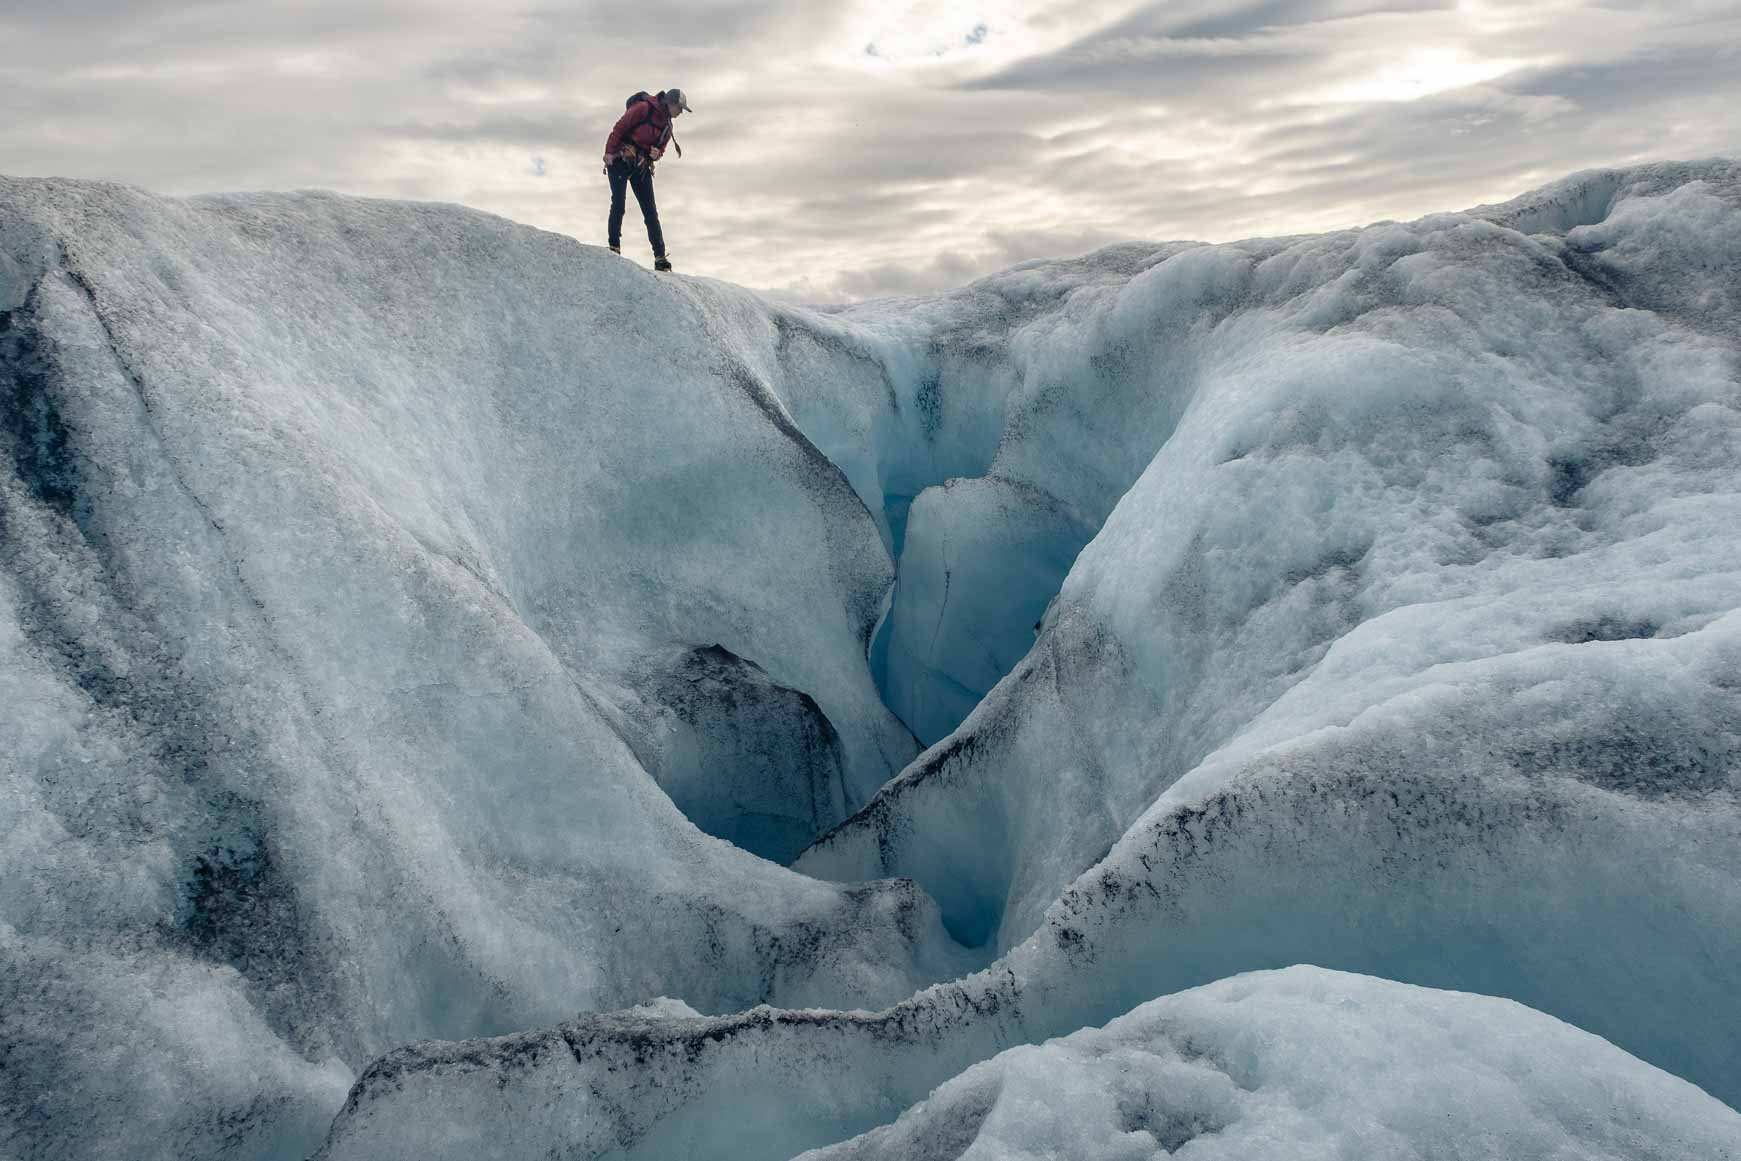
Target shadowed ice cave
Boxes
[623,642,850,864]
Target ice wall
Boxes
[758,242,1196,745]
[0,179,969,1161]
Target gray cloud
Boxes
[3,1,1738,301]
[1107,0,1454,41]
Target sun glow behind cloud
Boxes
[1287,48,1551,106]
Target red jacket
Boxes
[604,95,671,160]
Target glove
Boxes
[649,146,664,161]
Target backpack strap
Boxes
[645,91,673,151]
[616,92,675,161]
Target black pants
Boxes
[607,160,665,257]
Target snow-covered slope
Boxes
[4,161,1739,1161]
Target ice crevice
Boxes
[4,162,1741,1161]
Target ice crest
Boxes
[798,968,1741,1161]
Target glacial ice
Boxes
[316,962,1741,1161]
[798,164,1741,973]
[798,968,1741,1161]
[4,160,1740,1161]
[626,643,852,864]
[0,179,968,1161]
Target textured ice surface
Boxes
[319,162,1739,1159]
[317,966,1741,1161]
[800,162,1741,956]
[0,179,967,1161]
[624,643,851,864]
[5,161,1740,1161]
[799,968,1741,1161]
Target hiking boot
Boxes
[654,255,673,272]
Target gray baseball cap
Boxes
[666,88,693,112]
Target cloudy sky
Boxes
[5,0,1739,299]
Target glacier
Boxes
[2,160,1739,1161]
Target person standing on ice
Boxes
[603,88,690,272]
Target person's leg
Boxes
[629,168,666,258]
[607,163,629,249]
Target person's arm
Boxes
[603,103,652,163]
